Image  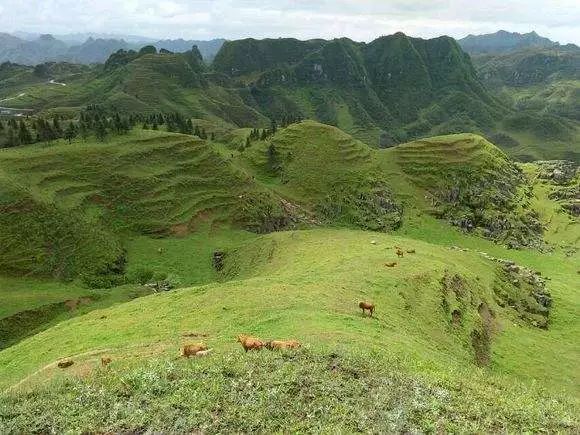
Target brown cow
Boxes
[359,301,375,317]
[396,248,404,258]
[101,357,112,367]
[237,334,264,352]
[385,262,397,267]
[266,339,301,350]
[181,342,208,358]
[57,360,74,369]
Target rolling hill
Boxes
[1,24,579,430]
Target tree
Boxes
[270,119,277,135]
[266,143,280,173]
[78,120,90,141]
[64,122,77,144]
[95,121,107,142]
[6,127,19,147]
[18,120,33,144]
[52,116,62,137]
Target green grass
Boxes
[0,121,578,431]
[0,228,578,431]
[125,227,255,287]
[0,277,91,320]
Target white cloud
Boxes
[0,0,578,44]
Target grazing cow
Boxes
[101,357,112,367]
[266,340,301,350]
[359,301,375,317]
[181,342,208,358]
[406,249,416,254]
[396,248,404,258]
[385,262,397,267]
[57,360,74,369]
[237,334,264,352]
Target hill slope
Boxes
[0,229,577,432]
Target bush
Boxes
[128,268,155,285]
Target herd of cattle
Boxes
[55,246,414,368]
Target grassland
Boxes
[0,121,578,432]
[0,228,578,432]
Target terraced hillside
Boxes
[388,134,544,247]
[2,33,577,159]
[1,229,578,432]
[241,121,402,230]
[0,130,284,278]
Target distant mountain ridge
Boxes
[0,33,225,64]
[458,30,574,54]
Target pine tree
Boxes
[271,119,277,134]
[266,143,280,173]
[6,127,19,147]
[18,120,33,144]
[78,121,89,141]
[52,116,62,137]
[143,121,150,129]
[95,121,107,142]
[64,122,77,144]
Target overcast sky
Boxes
[1,0,579,44]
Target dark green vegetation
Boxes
[3,32,577,160]
[460,32,580,162]
[458,30,561,55]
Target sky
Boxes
[1,0,579,44]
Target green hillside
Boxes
[389,134,545,247]
[0,119,578,432]
[1,228,578,432]
[469,44,580,161]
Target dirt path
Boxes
[49,79,66,86]
[0,92,26,104]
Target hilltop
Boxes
[458,30,560,55]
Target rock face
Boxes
[537,160,580,217]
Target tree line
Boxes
[0,107,303,149]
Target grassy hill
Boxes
[0,120,578,431]
[0,228,578,432]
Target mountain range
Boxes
[0,32,226,64]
